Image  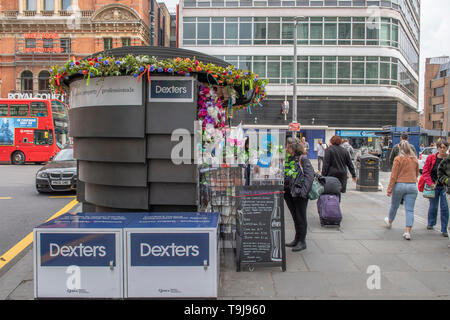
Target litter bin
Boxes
[356,154,380,192]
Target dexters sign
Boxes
[40,233,116,267]
[149,77,194,102]
[130,233,209,266]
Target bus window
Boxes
[0,104,8,116]
[30,102,48,117]
[34,130,51,145]
[10,104,30,117]
[51,100,69,149]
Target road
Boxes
[0,164,77,268]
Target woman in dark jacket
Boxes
[322,135,357,196]
[284,137,315,252]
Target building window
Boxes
[122,38,131,47]
[38,71,51,92]
[440,70,448,78]
[433,104,444,113]
[434,86,445,97]
[104,38,113,50]
[26,0,36,11]
[60,38,71,53]
[61,0,71,10]
[21,71,33,92]
[25,38,36,48]
[43,39,53,49]
[44,0,54,10]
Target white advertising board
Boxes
[70,76,142,108]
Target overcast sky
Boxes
[161,0,450,110]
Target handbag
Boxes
[308,177,325,200]
[423,184,435,199]
[297,156,324,200]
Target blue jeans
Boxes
[428,185,449,233]
[389,183,418,228]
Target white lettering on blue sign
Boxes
[130,233,208,267]
[139,243,200,257]
[49,243,107,258]
[155,85,188,95]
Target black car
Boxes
[36,147,77,193]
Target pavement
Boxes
[1,160,450,300]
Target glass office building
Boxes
[179,0,420,153]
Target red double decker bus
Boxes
[0,99,70,164]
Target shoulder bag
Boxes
[298,156,324,200]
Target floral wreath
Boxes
[49,54,268,113]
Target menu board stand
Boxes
[235,185,286,272]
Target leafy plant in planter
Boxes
[49,54,267,113]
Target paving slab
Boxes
[348,253,417,273]
[272,271,337,298]
[411,272,450,297]
[382,272,435,297]
[302,253,359,272]
[397,253,450,272]
[219,271,276,298]
[314,239,372,254]
[360,240,419,254]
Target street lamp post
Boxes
[292,16,305,139]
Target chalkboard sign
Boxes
[235,185,286,272]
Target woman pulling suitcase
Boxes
[284,137,315,252]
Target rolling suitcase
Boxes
[317,194,342,227]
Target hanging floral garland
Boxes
[48,54,268,113]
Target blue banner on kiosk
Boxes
[130,233,209,267]
[149,77,193,102]
[40,233,116,267]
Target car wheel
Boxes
[11,151,25,165]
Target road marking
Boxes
[49,196,76,199]
[0,198,79,270]
[0,197,12,200]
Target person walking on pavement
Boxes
[301,136,310,154]
[342,139,355,161]
[422,140,449,237]
[385,141,419,240]
[284,137,315,252]
[322,135,357,199]
[317,139,327,173]
[390,132,417,166]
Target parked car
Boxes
[419,147,438,174]
[35,147,77,193]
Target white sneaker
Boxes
[384,217,392,229]
[403,232,411,240]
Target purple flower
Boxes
[157,67,163,72]
[139,66,145,73]
[115,60,121,66]
[186,73,191,77]
[103,60,109,66]
[167,68,173,73]
[95,63,99,68]
[228,70,232,75]
[133,73,138,78]
[150,65,156,72]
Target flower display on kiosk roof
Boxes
[49,54,268,112]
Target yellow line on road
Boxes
[0,198,79,270]
[0,197,12,200]
[49,196,76,199]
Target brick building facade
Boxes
[0,0,169,99]
[423,56,450,134]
